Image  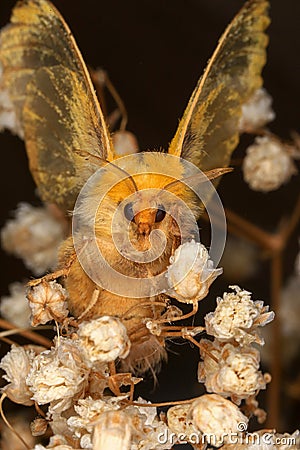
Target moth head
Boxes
[121,189,174,254]
[124,201,166,237]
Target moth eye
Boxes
[124,202,135,221]
[155,205,166,223]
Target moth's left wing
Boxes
[0,0,114,210]
[168,0,270,173]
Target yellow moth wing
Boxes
[168,0,270,172]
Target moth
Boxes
[0,0,269,373]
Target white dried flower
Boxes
[239,88,275,132]
[133,397,158,426]
[0,69,23,138]
[0,345,35,405]
[112,130,139,155]
[48,413,72,441]
[26,337,89,413]
[47,435,76,449]
[77,316,131,365]
[33,434,75,449]
[123,397,173,450]
[80,434,92,449]
[1,203,65,276]
[92,411,132,450]
[27,280,69,326]
[67,396,124,435]
[166,240,222,303]
[189,394,248,448]
[205,286,274,346]
[198,340,269,403]
[242,136,296,192]
[167,404,200,444]
[0,281,31,328]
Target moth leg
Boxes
[151,300,199,325]
[108,372,141,402]
[149,324,205,347]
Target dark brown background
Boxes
[0,0,300,439]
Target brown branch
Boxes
[0,319,52,348]
[266,253,283,429]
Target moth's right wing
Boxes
[0,0,114,210]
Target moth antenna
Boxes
[74,148,138,192]
[163,167,233,191]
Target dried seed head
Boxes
[198,340,269,403]
[189,394,248,448]
[0,345,35,405]
[27,280,69,326]
[0,67,23,137]
[26,337,89,414]
[33,437,75,449]
[92,411,132,450]
[77,316,131,365]
[239,88,275,133]
[0,281,31,328]
[166,240,222,303]
[1,203,65,276]
[205,285,274,346]
[243,136,296,192]
[30,418,48,437]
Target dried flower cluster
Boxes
[205,286,274,346]
[0,63,23,137]
[239,88,275,133]
[242,136,296,192]
[166,240,222,303]
[238,88,299,193]
[28,281,69,326]
[0,276,284,449]
[0,281,31,328]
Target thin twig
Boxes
[0,393,31,449]
[278,192,300,245]
[0,319,52,348]
[128,397,197,408]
